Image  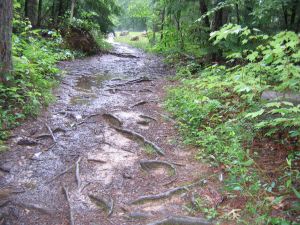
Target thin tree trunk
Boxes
[235,2,240,24]
[26,0,38,27]
[199,0,210,27]
[37,0,43,27]
[160,7,165,41]
[70,0,76,22]
[281,2,288,29]
[290,0,299,30]
[0,0,13,83]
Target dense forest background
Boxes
[0,0,300,224]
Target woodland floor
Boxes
[0,42,226,225]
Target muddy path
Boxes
[0,42,221,225]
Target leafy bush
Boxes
[0,29,77,140]
[165,26,300,223]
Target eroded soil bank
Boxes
[0,42,222,225]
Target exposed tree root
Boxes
[147,216,212,225]
[107,51,139,59]
[139,115,157,122]
[14,202,56,215]
[139,89,153,93]
[130,186,188,205]
[62,185,75,225]
[88,194,114,217]
[46,163,75,184]
[140,160,176,176]
[76,113,102,126]
[102,113,123,128]
[108,77,152,88]
[17,137,39,146]
[130,181,204,205]
[45,123,57,143]
[35,134,53,139]
[125,211,153,220]
[131,100,157,108]
[75,157,82,189]
[131,101,148,108]
[113,127,165,156]
[87,159,106,163]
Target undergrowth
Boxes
[165,26,300,224]
[0,26,82,141]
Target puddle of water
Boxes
[69,96,97,105]
[75,73,113,92]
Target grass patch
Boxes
[115,32,150,51]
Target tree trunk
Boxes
[199,0,210,27]
[70,0,76,22]
[0,0,13,83]
[290,0,299,30]
[25,0,38,27]
[160,7,165,41]
[235,2,240,24]
[281,2,288,29]
[37,0,43,27]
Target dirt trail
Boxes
[0,42,220,225]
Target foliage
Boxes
[0,26,78,140]
[165,28,300,223]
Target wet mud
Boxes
[0,42,219,225]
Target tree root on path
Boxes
[113,127,165,156]
[14,202,57,215]
[46,159,78,184]
[88,194,114,217]
[130,181,204,205]
[140,160,176,176]
[45,123,57,143]
[102,113,123,128]
[131,100,157,108]
[75,157,82,189]
[107,52,139,59]
[147,216,213,225]
[139,115,157,122]
[62,185,75,225]
[87,158,106,163]
[107,77,153,88]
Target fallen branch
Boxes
[140,160,176,176]
[102,113,123,128]
[88,194,114,217]
[130,181,204,205]
[75,157,82,189]
[147,216,212,225]
[62,185,75,225]
[45,123,57,143]
[114,127,165,156]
